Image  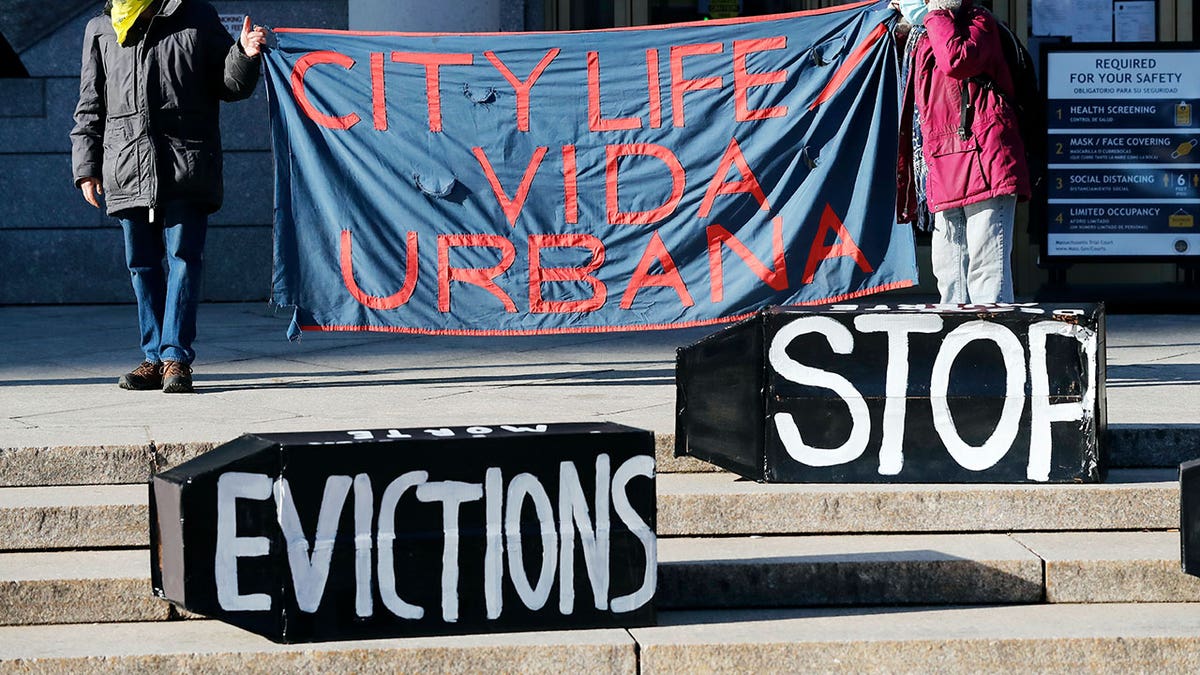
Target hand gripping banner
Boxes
[265,0,916,336]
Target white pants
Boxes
[931,194,1016,304]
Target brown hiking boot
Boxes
[118,361,162,390]
[162,360,194,394]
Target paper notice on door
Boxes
[1115,1,1157,42]
[1033,0,1113,41]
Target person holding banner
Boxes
[71,1,266,392]
[894,0,1030,304]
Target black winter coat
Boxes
[71,0,260,215]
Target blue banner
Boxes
[265,0,916,336]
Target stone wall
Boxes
[0,1,349,304]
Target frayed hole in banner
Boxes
[463,83,497,104]
[413,173,457,198]
[801,146,820,169]
[811,36,847,67]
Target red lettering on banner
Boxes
[438,234,518,313]
[340,229,418,309]
[473,146,548,227]
[809,22,890,111]
[588,52,642,132]
[621,231,694,309]
[646,49,663,129]
[485,49,559,132]
[699,137,770,218]
[370,52,387,131]
[706,216,788,303]
[802,204,873,284]
[562,145,579,225]
[529,234,607,313]
[732,37,789,122]
[291,51,361,130]
[391,52,474,132]
[606,144,686,225]
[670,43,724,128]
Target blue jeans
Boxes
[931,194,1016,304]
[119,203,208,365]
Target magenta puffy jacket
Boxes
[897,1,1031,220]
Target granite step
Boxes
[0,620,637,674]
[0,549,168,626]
[0,437,702,488]
[1,605,1199,673]
[2,425,1196,488]
[659,533,1044,608]
[3,532,1199,627]
[1013,530,1200,603]
[657,469,1179,536]
[0,484,147,551]
[0,535,1039,626]
[634,604,1200,674]
[665,530,1200,608]
[0,470,1179,551]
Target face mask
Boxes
[898,0,930,25]
[111,0,156,44]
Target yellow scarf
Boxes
[111,0,157,44]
